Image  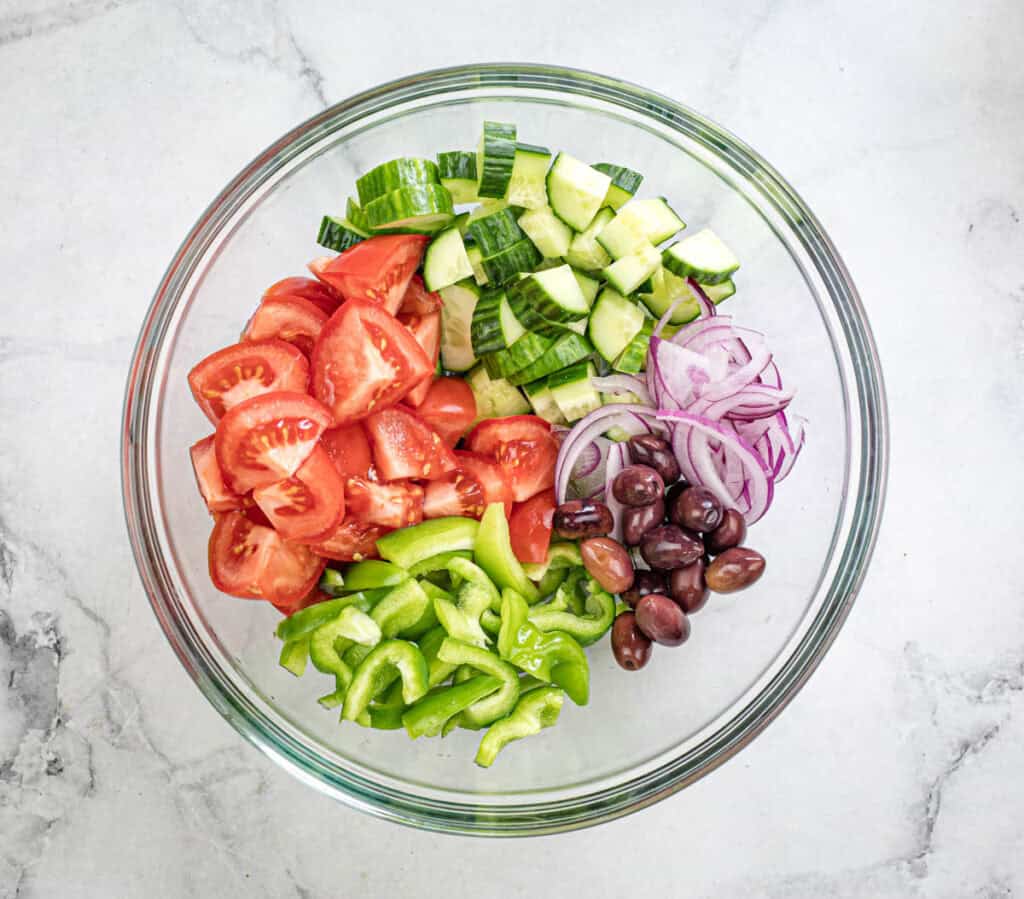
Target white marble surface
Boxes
[2,0,1023,895]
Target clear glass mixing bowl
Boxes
[122,64,888,835]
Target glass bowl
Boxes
[122,64,888,836]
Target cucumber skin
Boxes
[483,332,554,380]
[506,270,588,326]
[317,216,366,252]
[364,184,454,230]
[477,122,517,199]
[470,289,509,356]
[546,153,612,232]
[480,239,542,285]
[467,207,524,257]
[507,333,595,386]
[356,158,440,206]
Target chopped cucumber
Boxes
[597,198,685,260]
[614,318,654,374]
[564,207,614,271]
[465,244,488,285]
[437,151,478,203]
[571,269,600,307]
[506,265,589,324]
[356,157,440,206]
[592,163,643,210]
[508,332,595,386]
[517,205,572,258]
[522,379,568,425]
[548,360,602,422]
[466,365,530,420]
[702,278,736,304]
[546,153,612,231]
[467,206,524,257]
[471,289,525,355]
[423,226,473,291]
[453,211,471,235]
[346,197,371,232]
[662,228,740,285]
[364,184,454,232]
[638,266,701,324]
[317,215,367,252]
[505,143,551,209]
[483,332,555,380]
[438,280,480,372]
[480,239,541,284]
[588,288,646,363]
[601,242,661,295]
[477,122,517,199]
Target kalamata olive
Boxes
[635,594,691,647]
[611,612,652,671]
[706,508,747,554]
[621,569,668,608]
[705,547,766,593]
[612,465,664,507]
[669,486,724,533]
[622,498,665,546]
[580,537,635,594]
[628,434,680,484]
[553,500,614,539]
[669,560,710,613]
[640,524,704,570]
[664,481,688,518]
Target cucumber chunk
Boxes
[483,332,555,380]
[317,216,367,252]
[522,379,568,425]
[471,289,525,355]
[364,184,454,232]
[466,365,530,420]
[439,280,480,372]
[356,157,440,206]
[506,264,589,324]
[480,239,541,284]
[588,288,646,363]
[613,318,654,374]
[546,153,612,231]
[437,151,479,203]
[601,242,661,295]
[637,267,702,324]
[508,332,595,386]
[477,122,517,199]
[467,206,524,257]
[592,163,643,210]
[517,205,572,258]
[703,279,737,304]
[548,360,602,422]
[423,226,473,291]
[571,269,600,307]
[505,143,552,209]
[564,207,615,271]
[661,228,740,285]
[465,244,488,286]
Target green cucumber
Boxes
[638,266,701,324]
[470,289,525,355]
[438,280,480,372]
[596,198,685,260]
[505,290,569,339]
[346,197,371,233]
[465,244,488,285]
[546,153,612,231]
[592,163,644,210]
[517,205,572,258]
[548,360,602,422]
[364,184,454,232]
[564,207,615,271]
[522,379,568,425]
[317,216,367,252]
[423,226,473,291]
[480,239,541,284]
[571,269,600,307]
[662,228,740,284]
[702,278,736,304]
[483,332,555,380]
[468,199,510,223]
[477,122,517,199]
[356,157,440,206]
[453,211,471,235]
[505,143,551,209]
[588,288,646,363]
[465,365,530,420]
[505,264,589,325]
[613,318,654,374]
[508,332,595,386]
[467,206,524,257]
[602,242,661,295]
[437,151,478,204]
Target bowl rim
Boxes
[122,62,888,836]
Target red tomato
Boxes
[309,518,388,562]
[465,415,558,502]
[411,377,477,445]
[311,300,433,424]
[189,435,243,513]
[208,510,324,603]
[271,587,332,617]
[214,391,333,493]
[307,235,428,314]
[320,424,373,481]
[346,477,424,529]
[243,296,328,357]
[398,274,442,316]
[363,407,457,481]
[264,275,341,315]
[187,340,308,424]
[452,451,515,510]
[423,470,485,520]
[401,311,441,407]
[252,446,345,542]
[508,488,556,564]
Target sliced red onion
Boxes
[687,278,718,320]
[603,442,629,542]
[591,374,651,405]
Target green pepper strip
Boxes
[436,638,520,728]
[480,609,502,637]
[275,593,371,643]
[447,557,501,607]
[521,541,584,582]
[309,606,382,706]
[402,675,503,739]
[535,566,569,600]
[319,567,346,596]
[474,504,539,602]
[278,635,310,677]
[548,568,588,615]
[341,640,429,722]
[355,679,406,730]
[376,517,479,570]
[433,577,493,648]
[407,550,473,578]
[338,560,409,592]
[475,686,564,767]
[371,578,430,638]
[528,576,615,646]
[418,625,459,688]
[497,589,590,706]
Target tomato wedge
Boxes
[398,274,442,316]
[346,477,424,529]
[308,518,389,562]
[320,424,374,482]
[190,435,243,513]
[465,415,558,502]
[307,235,428,314]
[363,407,457,481]
[264,276,341,315]
[311,300,433,424]
[401,311,441,407]
[208,510,324,603]
[188,340,308,424]
[423,471,485,520]
[509,488,556,564]
[252,446,345,542]
[214,391,333,493]
[271,587,332,617]
[452,451,515,509]
[411,377,477,445]
[244,296,328,357]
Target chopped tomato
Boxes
[423,470,485,520]
[311,300,433,424]
[264,275,341,316]
[252,446,345,542]
[398,274,442,316]
[346,477,424,529]
[452,451,515,510]
[508,488,556,564]
[363,407,457,481]
[189,435,243,513]
[308,518,388,562]
[401,311,441,407]
[307,235,428,314]
[188,340,308,424]
[320,424,373,481]
[214,391,333,493]
[243,296,328,357]
[411,377,477,445]
[208,510,324,603]
[239,496,273,528]
[465,415,558,502]
[271,587,332,617]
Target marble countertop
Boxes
[3,1,1023,896]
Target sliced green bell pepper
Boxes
[376,517,479,570]
[418,625,459,687]
[340,560,409,592]
[496,589,590,706]
[529,576,615,646]
[319,567,346,596]
[535,566,569,599]
[436,638,521,728]
[480,609,502,637]
[474,503,539,602]
[355,679,406,730]
[521,542,584,582]
[407,550,473,578]
[341,640,429,722]
[371,578,431,638]
[402,675,503,739]
[275,593,371,643]
[447,557,501,607]
[309,606,382,705]
[475,686,564,767]
[278,635,310,677]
